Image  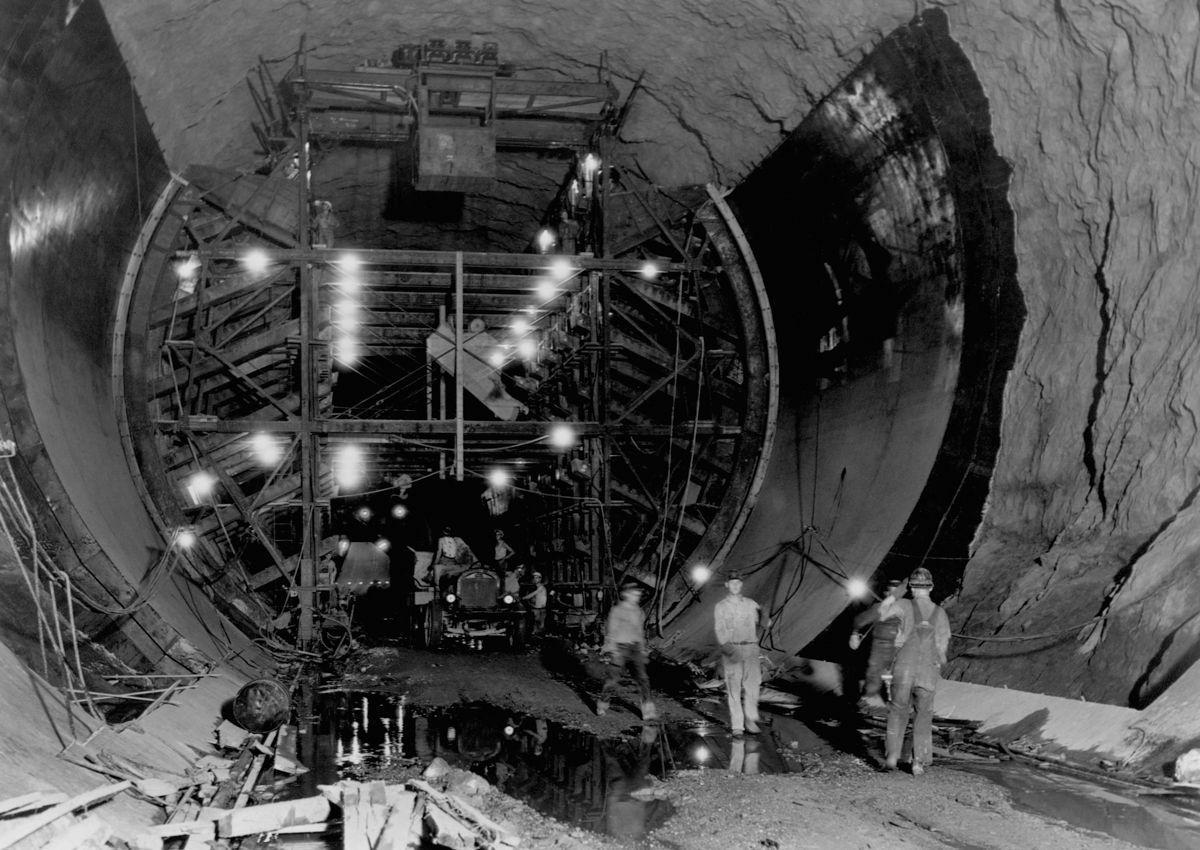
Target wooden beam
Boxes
[154,320,298,396]
[186,247,692,274]
[158,417,741,438]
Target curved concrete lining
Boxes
[657,11,1020,661]
[0,0,260,670]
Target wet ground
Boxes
[284,645,1200,849]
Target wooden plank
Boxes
[216,795,330,838]
[0,791,67,817]
[374,787,421,850]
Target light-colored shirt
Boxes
[524,585,547,609]
[604,601,645,651]
[714,595,763,645]
[883,597,951,662]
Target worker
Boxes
[523,571,548,636]
[311,199,338,248]
[713,571,769,736]
[431,525,477,590]
[878,567,951,775]
[850,577,906,708]
[597,579,657,720]
[493,529,515,572]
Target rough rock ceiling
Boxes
[94,0,1200,706]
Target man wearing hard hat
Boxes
[877,567,951,775]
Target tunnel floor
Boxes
[268,645,1200,850]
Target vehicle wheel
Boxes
[424,602,444,649]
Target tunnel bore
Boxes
[12,2,1200,848]
[0,2,1023,682]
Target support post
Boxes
[454,252,464,482]
[296,55,318,646]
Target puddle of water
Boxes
[288,689,793,844]
[961,763,1200,850]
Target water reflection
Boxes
[297,692,790,842]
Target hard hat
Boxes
[724,571,743,582]
[908,567,934,588]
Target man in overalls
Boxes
[878,567,950,774]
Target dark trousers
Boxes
[885,669,934,766]
[602,643,651,704]
[862,637,897,698]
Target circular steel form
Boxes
[117,166,777,621]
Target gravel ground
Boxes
[331,645,1149,850]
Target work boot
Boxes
[595,700,609,717]
[641,700,658,721]
[911,762,926,776]
[883,758,898,772]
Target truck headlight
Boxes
[445,593,457,604]
[502,594,515,605]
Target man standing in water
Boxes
[714,571,769,736]
[878,567,951,775]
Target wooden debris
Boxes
[216,794,330,837]
[408,779,520,848]
[0,791,68,817]
[424,802,476,850]
[373,786,422,850]
[35,814,111,850]
[342,780,390,850]
[0,781,131,850]
[216,718,252,750]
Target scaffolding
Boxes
[139,42,768,648]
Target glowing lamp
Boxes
[186,471,216,503]
[536,279,558,302]
[251,432,282,466]
[846,578,870,600]
[690,564,712,585]
[488,350,505,368]
[242,249,270,275]
[175,528,197,549]
[355,506,373,522]
[640,261,659,280]
[548,423,576,450]
[374,538,391,553]
[536,229,556,252]
[517,338,537,360]
[487,468,512,488]
[391,504,408,520]
[550,257,574,281]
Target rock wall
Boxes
[95,0,1200,704]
